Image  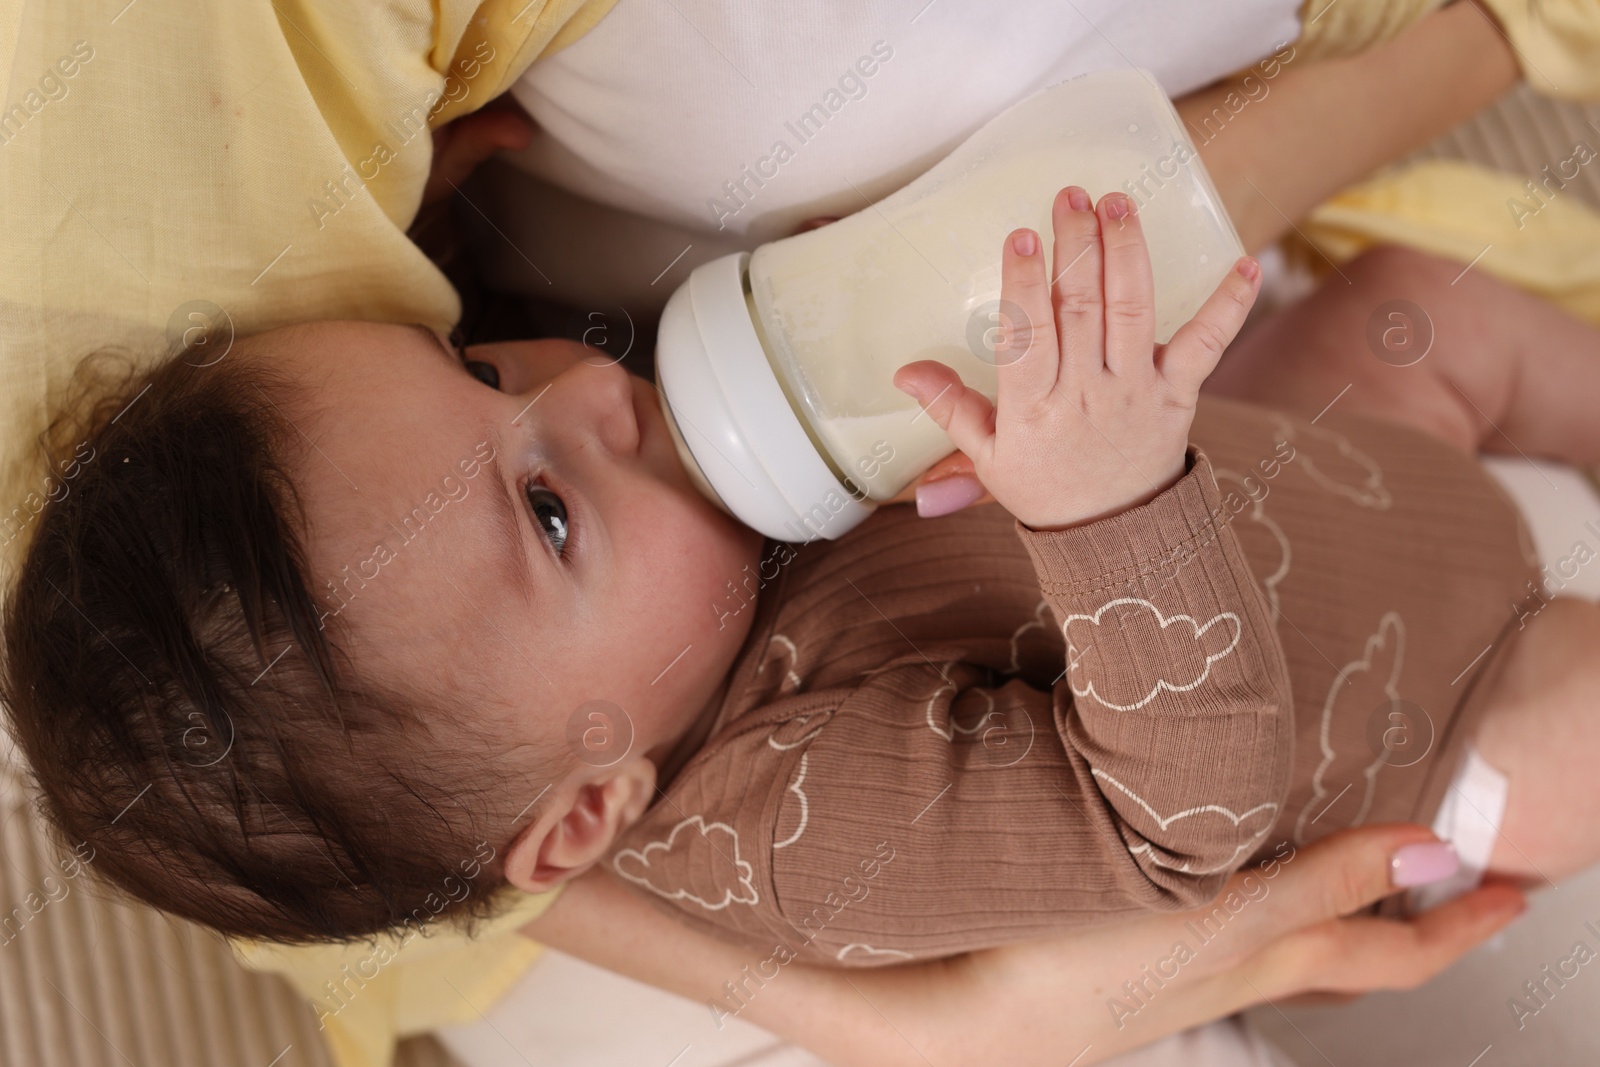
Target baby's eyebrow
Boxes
[408,322,459,368]
[405,322,536,596]
[482,428,536,600]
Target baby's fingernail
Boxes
[1103,194,1132,220]
[1067,186,1092,212]
[1391,842,1459,887]
[916,475,985,518]
[1236,256,1261,282]
[1012,230,1037,256]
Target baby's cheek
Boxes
[640,494,761,645]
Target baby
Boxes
[6,186,1600,967]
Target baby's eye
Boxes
[464,359,500,390]
[525,485,569,556]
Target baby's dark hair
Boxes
[1,335,526,944]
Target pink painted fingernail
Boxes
[1012,230,1037,256]
[1391,842,1459,887]
[916,475,986,518]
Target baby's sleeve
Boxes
[756,449,1295,965]
[1015,448,1296,876]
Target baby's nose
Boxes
[557,359,640,456]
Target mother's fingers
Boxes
[423,103,534,206]
[885,451,997,515]
[1176,825,1454,979]
[1155,878,1524,1047]
[1243,882,1526,999]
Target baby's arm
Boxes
[872,191,1287,950]
[746,444,1295,965]
[1013,445,1295,889]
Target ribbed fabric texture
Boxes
[607,397,1535,966]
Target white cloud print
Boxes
[837,944,915,964]
[612,815,759,911]
[1097,769,1279,874]
[1272,416,1391,511]
[1063,598,1241,711]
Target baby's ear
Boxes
[502,758,657,894]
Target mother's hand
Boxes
[888,452,994,517]
[912,824,1524,1065]
[525,824,1523,1067]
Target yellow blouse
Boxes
[0,3,616,1066]
[0,0,617,564]
[2,2,1597,1067]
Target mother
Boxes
[0,1,1540,1065]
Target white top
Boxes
[503,0,1300,300]
[490,0,1303,525]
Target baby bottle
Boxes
[655,68,1243,543]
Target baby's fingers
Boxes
[993,228,1061,411]
[1158,256,1261,394]
[1098,193,1156,377]
[894,360,996,462]
[1050,186,1103,387]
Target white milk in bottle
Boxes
[653,68,1242,542]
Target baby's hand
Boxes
[893,187,1260,529]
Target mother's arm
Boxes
[522,824,1523,1067]
[1185,0,1519,253]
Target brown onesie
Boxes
[608,395,1537,966]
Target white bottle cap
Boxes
[655,251,875,543]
